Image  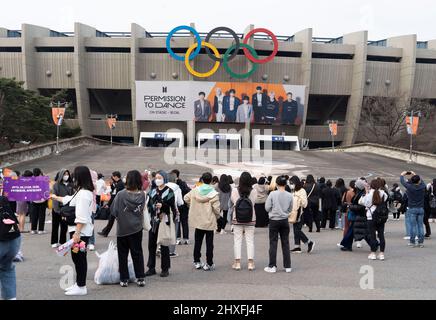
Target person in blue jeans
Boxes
[0,196,21,300]
[400,171,426,247]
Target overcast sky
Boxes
[2,0,435,40]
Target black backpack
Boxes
[234,193,253,224]
[373,201,389,224]
[0,197,20,241]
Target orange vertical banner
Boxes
[51,108,65,126]
[329,122,338,136]
[107,118,117,129]
[406,116,419,135]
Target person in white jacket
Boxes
[167,173,183,257]
[51,166,94,296]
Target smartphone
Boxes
[406,171,412,175]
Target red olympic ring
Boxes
[242,28,278,64]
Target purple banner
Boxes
[3,176,50,202]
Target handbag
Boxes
[143,193,151,232]
[157,216,176,246]
[288,207,299,224]
[60,190,79,226]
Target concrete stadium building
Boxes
[1,23,436,148]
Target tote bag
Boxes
[157,216,176,246]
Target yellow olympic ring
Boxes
[185,41,221,78]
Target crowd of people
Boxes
[0,166,435,298]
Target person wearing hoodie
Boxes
[389,183,403,220]
[111,170,146,287]
[184,172,220,271]
[146,170,177,278]
[254,177,269,228]
[229,172,257,271]
[215,175,232,234]
[51,169,73,248]
[167,172,183,258]
[264,176,293,273]
[289,176,315,254]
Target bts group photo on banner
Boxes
[136,81,306,125]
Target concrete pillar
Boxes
[73,23,96,136]
[131,23,145,145]
[342,31,368,145]
[294,28,313,140]
[386,35,417,107]
[0,28,7,38]
[243,24,255,83]
[187,23,196,148]
[427,39,436,50]
[21,24,50,90]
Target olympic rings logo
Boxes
[166,26,279,79]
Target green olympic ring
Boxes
[222,43,259,79]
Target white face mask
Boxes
[290,184,295,191]
[155,179,164,187]
[63,175,69,182]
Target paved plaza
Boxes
[10,146,436,300]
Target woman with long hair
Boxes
[254,176,269,227]
[51,166,94,296]
[229,172,257,271]
[215,175,232,234]
[360,179,388,260]
[303,175,321,232]
[335,178,348,229]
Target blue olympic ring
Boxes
[166,25,202,62]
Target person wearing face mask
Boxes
[263,92,279,124]
[146,171,178,277]
[98,171,125,237]
[51,169,74,248]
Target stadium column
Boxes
[294,29,313,141]
[187,22,196,149]
[131,23,146,145]
[342,31,368,146]
[243,24,255,150]
[73,23,96,136]
[21,24,50,90]
[386,35,417,109]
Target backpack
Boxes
[372,201,389,224]
[390,190,402,202]
[234,193,253,224]
[0,197,20,241]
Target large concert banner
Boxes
[136,81,305,125]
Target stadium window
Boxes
[36,47,74,52]
[85,47,130,53]
[0,47,21,52]
[139,47,301,57]
[416,58,436,64]
[367,55,401,62]
[311,52,354,59]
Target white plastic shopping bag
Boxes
[143,194,151,232]
[94,241,136,285]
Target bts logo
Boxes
[162,87,168,93]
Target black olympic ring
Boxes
[204,27,241,63]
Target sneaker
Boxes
[220,230,226,235]
[285,268,292,273]
[13,252,24,262]
[145,269,156,277]
[64,283,77,292]
[341,247,353,252]
[337,243,344,248]
[160,270,170,277]
[37,231,46,235]
[120,281,129,287]
[176,239,182,245]
[264,266,277,273]
[307,241,315,254]
[377,253,385,261]
[203,264,215,271]
[248,262,255,271]
[290,247,302,254]
[232,262,241,271]
[356,241,362,249]
[425,235,431,239]
[418,244,424,248]
[87,244,95,251]
[51,243,60,248]
[65,285,87,296]
[30,231,37,235]
[169,253,178,258]
[368,253,377,260]
[183,239,190,245]
[193,262,204,270]
[403,236,411,240]
[408,243,415,247]
[136,278,145,287]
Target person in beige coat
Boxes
[184,172,221,271]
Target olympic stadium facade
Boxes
[1,23,436,148]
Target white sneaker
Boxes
[87,244,95,251]
[30,231,37,235]
[193,262,204,270]
[336,243,344,248]
[285,268,292,273]
[64,283,77,292]
[51,243,60,248]
[176,239,182,245]
[356,242,362,249]
[264,266,277,273]
[220,230,226,235]
[368,253,377,260]
[38,231,46,235]
[65,285,87,296]
[183,239,190,245]
[377,253,385,261]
